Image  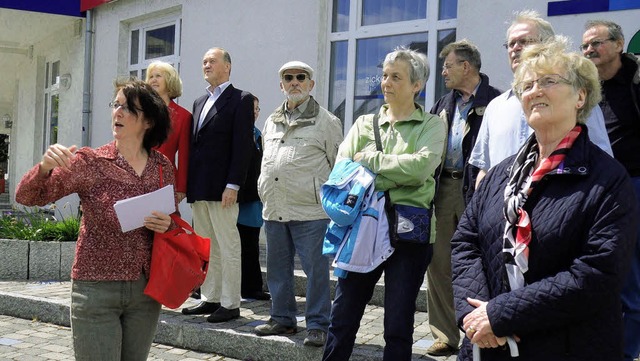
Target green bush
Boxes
[0,205,80,242]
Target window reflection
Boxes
[329,41,348,127]
[332,0,350,32]
[145,25,175,59]
[435,29,456,100]
[353,33,427,121]
[438,0,457,20]
[362,0,427,26]
[130,30,139,65]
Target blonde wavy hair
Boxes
[145,61,183,99]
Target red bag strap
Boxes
[170,213,197,233]
[160,161,193,232]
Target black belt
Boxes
[442,169,463,180]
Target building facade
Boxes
[1,0,639,215]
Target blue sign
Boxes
[0,0,84,17]
[549,0,640,16]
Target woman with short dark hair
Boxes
[16,79,177,361]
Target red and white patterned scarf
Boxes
[502,125,582,290]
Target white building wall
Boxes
[90,0,327,148]
[458,0,640,91]
[11,20,84,208]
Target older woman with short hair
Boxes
[452,36,637,360]
[322,47,446,361]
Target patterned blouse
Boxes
[15,142,177,281]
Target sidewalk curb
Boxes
[0,288,393,361]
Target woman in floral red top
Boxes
[16,79,177,361]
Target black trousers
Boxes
[237,223,265,295]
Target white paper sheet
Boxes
[113,184,175,232]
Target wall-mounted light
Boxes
[59,73,72,90]
[2,114,11,128]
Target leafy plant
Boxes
[0,204,80,242]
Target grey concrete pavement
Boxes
[0,280,457,361]
[0,314,241,360]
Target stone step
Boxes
[0,281,450,361]
[287,269,428,312]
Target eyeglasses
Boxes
[514,74,571,96]
[282,73,308,82]
[503,38,539,49]
[442,60,466,71]
[579,38,615,52]
[109,101,140,114]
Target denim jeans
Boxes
[71,275,161,361]
[264,219,331,331]
[623,176,640,361]
[322,241,433,361]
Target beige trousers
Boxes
[192,200,242,309]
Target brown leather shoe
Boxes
[426,341,458,356]
[181,301,220,315]
[206,307,240,323]
[303,329,327,347]
[254,319,297,336]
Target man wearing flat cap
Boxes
[254,60,343,347]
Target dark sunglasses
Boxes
[282,73,308,82]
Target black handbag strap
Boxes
[373,113,383,153]
[372,114,396,224]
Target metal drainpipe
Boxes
[82,9,93,147]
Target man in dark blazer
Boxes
[182,47,254,323]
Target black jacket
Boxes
[187,84,254,203]
[452,126,637,360]
[238,127,262,203]
[430,73,502,204]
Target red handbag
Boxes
[144,165,210,309]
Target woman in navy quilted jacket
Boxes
[451,36,637,361]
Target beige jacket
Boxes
[258,97,343,221]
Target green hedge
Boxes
[0,206,80,242]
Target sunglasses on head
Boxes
[282,73,308,82]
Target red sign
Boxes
[80,0,111,12]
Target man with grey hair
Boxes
[182,47,254,323]
[469,10,612,187]
[582,19,640,361]
[427,39,502,356]
[254,61,343,347]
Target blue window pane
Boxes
[438,0,457,20]
[130,29,139,65]
[145,25,175,60]
[329,41,348,126]
[354,33,427,121]
[332,0,350,32]
[435,29,456,100]
[362,0,427,26]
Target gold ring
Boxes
[467,326,476,334]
